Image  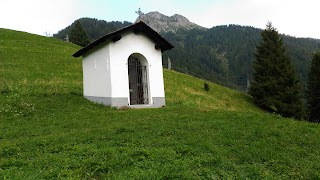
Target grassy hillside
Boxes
[1,28,320,179]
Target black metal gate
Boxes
[128,58,149,105]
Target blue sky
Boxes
[0,0,319,39]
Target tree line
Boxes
[161,25,320,94]
[54,18,319,95]
[53,18,132,44]
[54,18,320,122]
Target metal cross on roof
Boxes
[135,8,144,16]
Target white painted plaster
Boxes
[109,32,165,101]
[81,31,166,107]
[82,43,111,97]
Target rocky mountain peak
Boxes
[135,11,205,33]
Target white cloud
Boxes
[194,0,320,38]
[0,0,81,35]
[0,0,319,39]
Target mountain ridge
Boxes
[135,11,205,32]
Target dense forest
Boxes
[54,18,320,94]
[161,26,320,93]
[53,18,132,42]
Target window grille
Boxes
[128,58,149,105]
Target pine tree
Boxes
[307,52,320,123]
[69,20,90,47]
[249,22,304,119]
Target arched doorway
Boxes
[128,54,149,105]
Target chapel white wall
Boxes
[82,43,111,97]
[108,32,165,103]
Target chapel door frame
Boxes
[128,54,149,105]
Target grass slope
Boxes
[1,28,320,179]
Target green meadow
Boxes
[1,28,320,179]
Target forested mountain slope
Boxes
[54,17,320,92]
[162,25,320,92]
[53,18,132,42]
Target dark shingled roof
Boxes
[73,21,174,57]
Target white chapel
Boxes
[73,21,174,108]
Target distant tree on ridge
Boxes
[69,20,90,47]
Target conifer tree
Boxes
[69,20,90,47]
[249,22,304,119]
[307,52,320,123]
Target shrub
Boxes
[204,82,209,92]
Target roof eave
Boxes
[72,21,174,58]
